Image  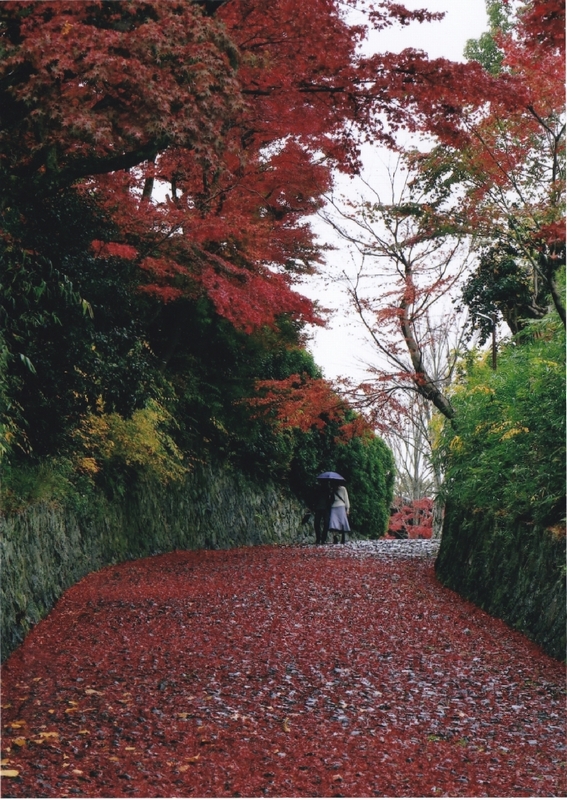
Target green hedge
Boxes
[437,315,565,528]
[434,313,565,660]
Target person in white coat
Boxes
[327,481,350,544]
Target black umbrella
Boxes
[316,471,345,481]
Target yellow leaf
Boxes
[64,707,79,714]
[32,677,42,682]
[0,769,19,777]
[0,759,11,766]
[37,732,59,739]
[177,713,190,719]
[282,717,290,733]
[72,769,83,775]
[108,756,120,762]
[8,720,26,729]
[1,704,12,709]
[12,737,26,747]
[185,755,200,762]
[178,765,190,773]
[84,689,101,696]
[124,747,136,751]
[78,730,90,736]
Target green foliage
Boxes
[0,328,14,461]
[461,241,548,340]
[0,458,77,514]
[464,0,514,74]
[1,188,393,523]
[157,299,322,476]
[335,433,395,538]
[437,314,566,527]
[1,191,165,458]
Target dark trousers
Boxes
[314,510,329,544]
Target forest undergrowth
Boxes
[1,544,565,798]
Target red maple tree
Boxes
[399,0,565,324]
[247,372,374,441]
[4,1,561,433]
[0,0,445,335]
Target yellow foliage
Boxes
[470,385,495,395]
[533,358,559,369]
[546,524,566,539]
[482,422,530,440]
[74,401,187,483]
[449,435,463,452]
[428,411,445,450]
[500,426,530,440]
[76,457,100,476]
[487,421,508,434]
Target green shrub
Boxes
[0,458,76,513]
[333,433,395,538]
[287,417,395,539]
[437,314,566,527]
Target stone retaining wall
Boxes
[1,464,309,660]
[435,501,566,661]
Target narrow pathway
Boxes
[1,542,565,797]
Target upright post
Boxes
[491,313,497,370]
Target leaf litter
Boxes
[1,543,565,797]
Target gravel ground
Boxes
[309,537,441,560]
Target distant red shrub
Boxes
[388,496,433,539]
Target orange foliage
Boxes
[248,373,373,440]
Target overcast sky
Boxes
[301,0,489,381]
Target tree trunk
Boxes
[398,274,456,422]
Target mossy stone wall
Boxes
[435,501,566,661]
[1,464,310,660]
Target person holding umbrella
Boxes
[316,472,351,545]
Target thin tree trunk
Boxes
[398,271,456,422]
[141,156,156,203]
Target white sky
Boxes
[300,0,489,381]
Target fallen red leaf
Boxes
[1,545,564,797]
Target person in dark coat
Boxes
[313,481,329,544]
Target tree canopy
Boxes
[1,0,564,537]
[2,0,422,530]
[1,0,440,330]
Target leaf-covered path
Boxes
[1,543,565,798]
